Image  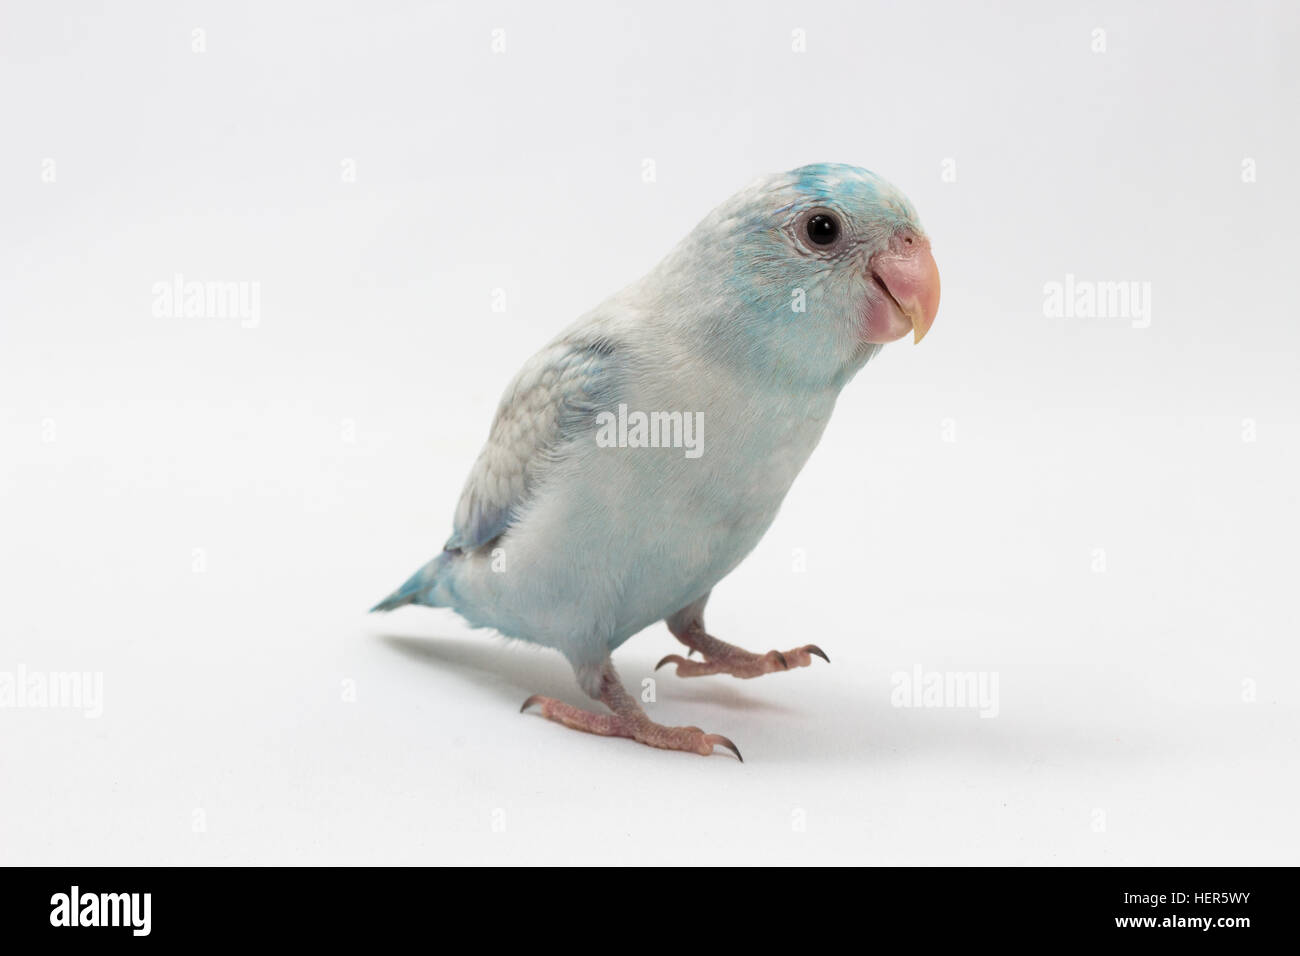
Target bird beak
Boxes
[865,237,942,345]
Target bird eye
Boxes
[805,212,840,246]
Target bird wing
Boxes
[445,333,620,553]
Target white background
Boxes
[2,1,1297,865]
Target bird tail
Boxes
[370,551,453,612]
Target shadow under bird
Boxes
[372,163,941,760]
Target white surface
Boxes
[2,1,1297,865]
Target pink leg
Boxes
[657,596,829,679]
[520,660,742,761]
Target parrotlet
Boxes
[373,163,941,760]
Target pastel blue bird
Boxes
[372,163,941,759]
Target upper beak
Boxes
[867,237,942,345]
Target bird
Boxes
[372,163,941,760]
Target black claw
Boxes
[654,654,676,672]
[807,645,830,663]
[774,650,789,669]
[520,695,542,714]
[718,738,744,762]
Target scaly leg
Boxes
[520,659,742,760]
[656,593,829,679]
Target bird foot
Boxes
[520,689,741,761]
[656,642,829,679]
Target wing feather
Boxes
[445,335,619,553]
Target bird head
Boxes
[658,163,941,387]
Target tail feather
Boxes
[370,552,453,613]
